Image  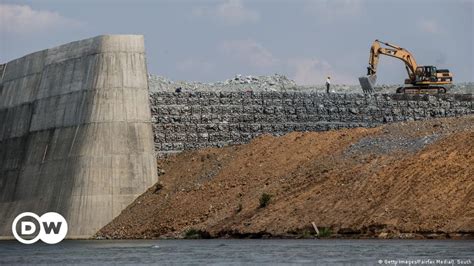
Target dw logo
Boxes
[12,212,68,244]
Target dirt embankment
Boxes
[98,116,474,239]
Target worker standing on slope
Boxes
[326,76,331,93]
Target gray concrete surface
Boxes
[0,35,157,238]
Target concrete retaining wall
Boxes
[150,91,473,155]
[0,35,157,238]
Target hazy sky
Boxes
[1,0,473,84]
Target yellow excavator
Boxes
[359,40,453,94]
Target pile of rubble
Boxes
[148,74,473,94]
[148,74,297,93]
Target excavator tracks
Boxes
[396,86,447,94]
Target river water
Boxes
[0,239,472,265]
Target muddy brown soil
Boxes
[97,116,474,239]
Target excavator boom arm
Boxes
[368,40,418,79]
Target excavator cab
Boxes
[413,66,437,83]
[412,65,453,84]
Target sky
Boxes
[1,0,473,85]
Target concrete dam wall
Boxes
[150,91,472,155]
[0,35,157,238]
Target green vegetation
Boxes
[318,227,332,238]
[259,193,272,208]
[300,230,314,239]
[184,228,210,239]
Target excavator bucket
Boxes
[359,75,377,94]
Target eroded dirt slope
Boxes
[98,116,473,239]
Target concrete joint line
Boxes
[42,144,49,164]
[69,125,80,157]
[0,63,7,83]
[31,86,149,102]
[1,70,42,84]
[27,119,152,132]
[0,121,152,143]
[44,51,145,68]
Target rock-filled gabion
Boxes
[150,91,473,155]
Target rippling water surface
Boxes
[0,239,472,265]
